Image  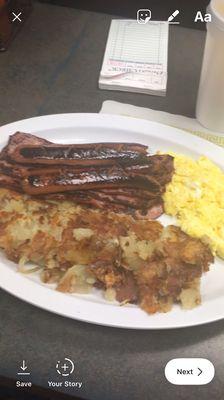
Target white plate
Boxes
[0,113,224,330]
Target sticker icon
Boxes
[137,9,151,24]
[56,358,75,377]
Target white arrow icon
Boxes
[17,360,30,375]
[21,360,27,371]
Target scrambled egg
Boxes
[163,154,224,259]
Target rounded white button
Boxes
[165,358,215,385]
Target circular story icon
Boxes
[56,358,75,377]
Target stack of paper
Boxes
[99,20,169,96]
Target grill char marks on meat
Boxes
[0,159,25,192]
[21,165,162,195]
[9,142,148,166]
[0,131,50,160]
[0,174,21,192]
[0,132,174,219]
[126,154,174,185]
[38,190,164,219]
[18,154,173,181]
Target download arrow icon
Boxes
[17,360,30,376]
[20,360,27,371]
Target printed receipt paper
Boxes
[99,20,169,96]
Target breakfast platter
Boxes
[0,113,223,329]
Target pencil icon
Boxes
[168,10,179,22]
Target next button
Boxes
[165,358,215,385]
[177,368,193,375]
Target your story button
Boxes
[165,358,215,385]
